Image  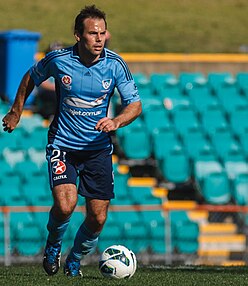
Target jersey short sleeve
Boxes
[29,52,54,86]
[106,51,140,106]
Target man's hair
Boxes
[74,5,107,35]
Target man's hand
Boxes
[2,111,20,133]
[95,117,120,133]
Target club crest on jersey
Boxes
[102,79,112,90]
[61,75,72,89]
[52,161,66,175]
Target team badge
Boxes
[102,79,112,89]
[52,161,66,175]
[61,75,72,89]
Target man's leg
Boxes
[64,198,110,277]
[43,183,78,276]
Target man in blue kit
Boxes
[2,5,142,277]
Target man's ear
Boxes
[74,31,81,42]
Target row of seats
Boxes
[0,209,198,255]
[133,72,248,95]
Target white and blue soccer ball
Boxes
[99,245,137,279]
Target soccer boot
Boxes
[64,258,83,277]
[43,241,62,275]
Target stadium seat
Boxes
[15,224,43,256]
[200,105,229,136]
[0,159,14,176]
[200,171,232,204]
[193,157,223,183]
[239,132,248,157]
[236,72,248,93]
[216,86,248,114]
[229,106,248,136]
[19,126,48,151]
[210,126,242,160]
[179,72,207,91]
[160,86,191,111]
[18,113,44,133]
[120,126,152,160]
[150,73,177,95]
[0,174,26,206]
[159,147,191,183]
[132,73,150,88]
[172,105,200,136]
[14,159,41,182]
[181,126,213,160]
[128,185,161,205]
[138,86,154,99]
[0,127,25,151]
[152,127,182,161]
[2,148,26,167]
[223,150,248,180]
[232,173,248,205]
[143,108,171,134]
[207,72,235,94]
[188,86,220,114]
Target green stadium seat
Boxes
[172,105,200,137]
[18,113,44,133]
[179,72,207,91]
[224,155,248,181]
[22,181,51,206]
[159,147,191,183]
[0,174,26,206]
[181,127,213,160]
[14,159,41,182]
[229,106,248,136]
[143,108,171,134]
[233,173,248,205]
[160,86,191,111]
[239,132,248,157]
[152,127,182,160]
[200,105,228,136]
[138,86,154,99]
[216,86,248,114]
[19,126,47,151]
[120,126,152,160]
[236,72,248,93]
[210,126,241,160]
[193,157,223,183]
[188,86,220,114]
[201,171,232,204]
[132,73,150,88]
[150,73,177,95]
[15,225,42,256]
[2,148,26,167]
[207,72,235,93]
[27,148,46,168]
[0,159,14,176]
[128,186,161,205]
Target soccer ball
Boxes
[99,245,137,279]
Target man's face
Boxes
[77,17,106,57]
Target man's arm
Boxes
[2,71,35,132]
[95,101,142,133]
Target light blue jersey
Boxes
[30,45,140,150]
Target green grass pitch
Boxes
[0,264,248,286]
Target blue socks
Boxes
[46,212,99,262]
[47,212,70,244]
[67,222,99,261]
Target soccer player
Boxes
[2,5,142,277]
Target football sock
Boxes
[67,222,99,261]
[47,211,70,244]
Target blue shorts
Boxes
[46,144,114,200]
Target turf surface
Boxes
[1,264,248,286]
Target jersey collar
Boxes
[72,44,106,64]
